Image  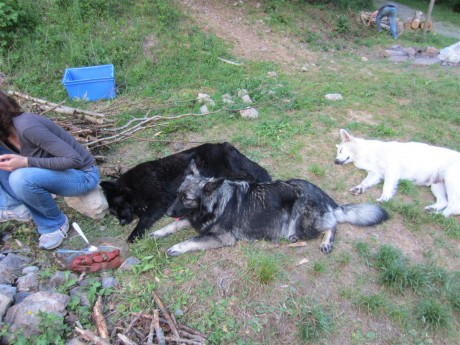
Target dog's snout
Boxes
[334,159,340,164]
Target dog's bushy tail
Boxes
[334,204,389,226]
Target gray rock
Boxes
[4,291,69,340]
[64,185,109,220]
[241,94,253,104]
[200,104,209,114]
[102,277,118,289]
[22,266,39,275]
[69,287,91,307]
[325,93,343,101]
[0,294,13,322]
[0,254,32,284]
[237,89,248,97]
[222,94,234,104]
[118,256,141,271]
[0,284,16,299]
[239,107,259,119]
[49,271,78,290]
[16,273,39,292]
[13,291,32,304]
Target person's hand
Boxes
[0,154,28,171]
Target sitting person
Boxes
[368,3,398,39]
[0,90,99,250]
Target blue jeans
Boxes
[377,6,398,39]
[0,147,99,235]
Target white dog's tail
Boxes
[334,204,389,226]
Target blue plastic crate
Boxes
[62,64,116,101]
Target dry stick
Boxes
[35,104,104,124]
[117,333,137,345]
[87,109,225,148]
[75,327,111,345]
[7,90,106,118]
[153,309,166,345]
[164,336,204,345]
[93,295,110,340]
[124,311,142,336]
[152,290,180,339]
[178,324,207,339]
[38,100,66,115]
[178,330,206,343]
[146,316,155,345]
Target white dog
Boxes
[334,129,460,217]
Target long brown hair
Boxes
[0,90,23,141]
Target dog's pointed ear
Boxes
[203,178,225,195]
[186,159,201,176]
[340,129,353,143]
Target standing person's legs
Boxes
[376,9,385,33]
[388,7,398,38]
[9,166,99,249]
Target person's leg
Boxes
[9,166,99,234]
[375,9,384,33]
[0,146,30,221]
[388,7,398,38]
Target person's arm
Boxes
[23,126,85,170]
[368,10,378,26]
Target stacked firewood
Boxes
[76,291,206,345]
[7,90,220,154]
[404,11,433,31]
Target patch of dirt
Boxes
[180,0,317,69]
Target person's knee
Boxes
[9,169,34,196]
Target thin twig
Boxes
[152,290,180,339]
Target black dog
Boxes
[151,161,389,256]
[100,142,271,242]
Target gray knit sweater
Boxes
[5,112,96,170]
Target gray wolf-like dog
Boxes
[335,129,460,217]
[150,161,388,256]
[100,142,271,242]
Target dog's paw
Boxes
[320,242,333,254]
[376,195,391,203]
[350,186,363,195]
[149,230,166,239]
[166,244,185,256]
[424,203,447,213]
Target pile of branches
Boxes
[8,91,223,154]
[76,291,206,345]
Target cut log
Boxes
[420,21,433,31]
[411,11,424,29]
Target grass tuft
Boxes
[415,299,451,330]
[297,305,332,342]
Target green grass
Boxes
[297,304,333,342]
[2,0,460,343]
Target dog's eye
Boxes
[339,148,343,153]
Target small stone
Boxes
[240,107,259,119]
[22,266,39,275]
[325,93,343,101]
[241,94,252,104]
[118,257,141,271]
[200,105,209,114]
[237,89,248,98]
